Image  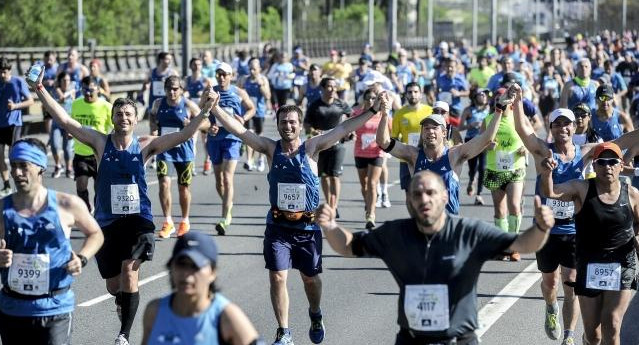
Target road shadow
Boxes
[326,267,389,271]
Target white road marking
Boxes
[78,271,169,307]
[476,261,542,337]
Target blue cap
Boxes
[171,231,218,268]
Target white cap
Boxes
[549,108,575,123]
[362,71,387,86]
[216,62,233,74]
[439,41,449,50]
[432,101,449,112]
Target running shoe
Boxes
[114,334,129,345]
[365,215,376,230]
[544,307,562,340]
[0,187,12,198]
[510,252,521,262]
[467,184,475,196]
[257,158,266,172]
[148,157,157,170]
[474,196,485,205]
[215,220,228,236]
[203,160,211,175]
[177,221,190,237]
[52,166,63,178]
[381,193,391,208]
[158,222,175,238]
[561,336,575,345]
[243,161,255,171]
[308,309,325,344]
[273,328,294,345]
[65,169,74,179]
[375,194,382,208]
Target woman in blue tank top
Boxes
[142,232,261,345]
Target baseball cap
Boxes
[571,103,591,115]
[294,47,303,54]
[432,101,449,112]
[170,231,218,268]
[362,71,387,86]
[596,84,614,99]
[501,72,519,86]
[593,142,623,159]
[216,62,233,75]
[420,114,447,127]
[549,108,576,123]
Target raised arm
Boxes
[26,67,105,152]
[539,153,584,201]
[450,107,502,166]
[559,81,571,108]
[375,104,417,163]
[511,84,548,157]
[316,204,356,257]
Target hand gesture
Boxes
[316,204,337,231]
[487,140,497,150]
[65,252,83,276]
[516,146,527,156]
[24,65,44,88]
[541,149,558,172]
[6,100,15,111]
[534,196,554,232]
[208,124,220,136]
[0,239,13,268]
[508,83,523,103]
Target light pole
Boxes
[162,0,169,51]
[149,0,154,45]
[210,0,215,45]
[77,0,84,49]
[234,0,240,44]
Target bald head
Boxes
[407,171,448,228]
[409,171,446,194]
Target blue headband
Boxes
[9,141,47,170]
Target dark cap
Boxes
[571,103,591,115]
[596,84,614,99]
[500,72,519,86]
[170,231,218,268]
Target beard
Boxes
[407,199,441,227]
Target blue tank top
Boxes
[59,62,82,92]
[244,78,267,118]
[591,109,623,141]
[156,98,194,162]
[186,76,206,103]
[414,147,460,215]
[209,85,244,142]
[541,75,560,99]
[305,83,322,106]
[465,107,490,139]
[267,141,320,231]
[237,60,250,78]
[396,64,414,87]
[149,68,175,110]
[148,293,229,345]
[535,144,584,235]
[567,80,597,110]
[0,190,75,317]
[95,135,153,227]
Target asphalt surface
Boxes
[18,114,639,345]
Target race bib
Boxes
[545,199,574,219]
[496,151,515,171]
[361,134,376,150]
[8,253,50,295]
[294,76,306,86]
[111,184,141,215]
[404,284,450,332]
[152,81,166,97]
[277,183,306,212]
[408,133,421,147]
[586,262,621,291]
[160,127,180,136]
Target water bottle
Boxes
[27,62,43,83]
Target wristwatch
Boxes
[77,253,88,268]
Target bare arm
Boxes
[219,303,261,345]
[511,84,548,157]
[316,204,356,257]
[630,187,639,261]
[559,81,571,108]
[457,107,473,131]
[141,299,160,345]
[149,99,161,133]
[375,109,417,163]
[307,106,377,155]
[100,78,111,98]
[612,128,639,152]
[508,196,553,253]
[238,88,256,122]
[210,103,276,156]
[539,161,585,201]
[60,194,103,259]
[450,109,502,167]
[618,110,635,133]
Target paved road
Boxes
[21,115,638,345]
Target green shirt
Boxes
[483,112,526,172]
[71,98,112,156]
[468,66,495,88]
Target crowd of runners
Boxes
[0,28,638,345]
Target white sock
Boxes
[165,216,173,224]
[382,184,389,195]
[181,217,189,224]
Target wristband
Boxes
[77,254,88,267]
[382,138,396,153]
[635,168,639,177]
[368,106,380,114]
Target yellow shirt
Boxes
[71,98,113,156]
[391,104,433,146]
[322,61,352,91]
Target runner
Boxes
[322,50,352,101]
[138,51,179,139]
[486,56,527,93]
[150,76,201,238]
[201,50,220,83]
[267,52,295,109]
[592,84,634,141]
[42,51,59,139]
[0,138,103,345]
[459,88,491,206]
[560,58,598,110]
[207,62,255,235]
[481,87,527,261]
[89,59,111,100]
[571,103,602,179]
[208,94,386,345]
[540,142,639,345]
[240,58,271,172]
[57,47,89,94]
[390,82,432,201]
[434,57,469,120]
[316,170,555,344]
[297,64,322,108]
[304,77,353,216]
[141,231,263,345]
[467,55,495,89]
[70,76,112,212]
[394,49,417,95]
[291,47,310,104]
[51,72,75,179]
[0,57,34,196]
[184,56,212,176]
[28,66,216,345]
[376,90,505,216]
[353,88,389,229]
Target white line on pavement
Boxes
[78,271,169,307]
[476,261,541,337]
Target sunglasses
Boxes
[598,95,612,102]
[574,111,589,118]
[594,158,621,166]
[432,109,447,115]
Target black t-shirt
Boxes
[304,98,352,131]
[616,61,639,82]
[351,216,517,339]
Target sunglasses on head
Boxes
[598,95,612,102]
[594,158,621,166]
